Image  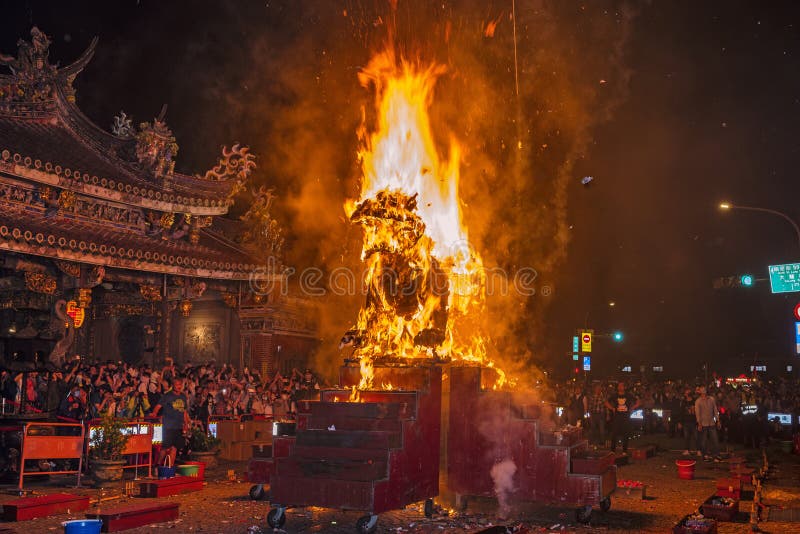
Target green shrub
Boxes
[188,426,221,452]
[89,414,130,461]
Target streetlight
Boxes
[718,201,800,252]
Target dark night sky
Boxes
[2,1,800,378]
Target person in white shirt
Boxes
[695,386,721,461]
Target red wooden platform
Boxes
[86,502,179,532]
[269,365,441,515]
[572,451,616,475]
[246,457,275,484]
[138,476,203,498]
[446,366,616,509]
[2,492,89,521]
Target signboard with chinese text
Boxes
[769,263,800,294]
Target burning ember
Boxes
[343,49,510,392]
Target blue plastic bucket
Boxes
[63,519,102,534]
[157,465,176,479]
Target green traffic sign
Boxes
[768,263,800,294]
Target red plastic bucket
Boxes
[676,459,696,480]
[183,461,206,479]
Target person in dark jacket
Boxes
[45,370,68,414]
[605,382,640,454]
[679,387,700,456]
[58,385,87,420]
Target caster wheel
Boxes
[356,514,378,534]
[249,484,265,500]
[424,498,434,518]
[576,504,592,524]
[267,507,286,529]
[600,497,611,512]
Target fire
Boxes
[344,48,512,391]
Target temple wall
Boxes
[91,317,121,362]
[172,298,239,366]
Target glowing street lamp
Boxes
[718,201,800,252]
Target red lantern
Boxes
[65,300,85,328]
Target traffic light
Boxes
[712,275,755,289]
[613,331,624,342]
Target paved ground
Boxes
[1,434,800,533]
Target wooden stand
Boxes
[86,502,179,532]
[138,476,203,498]
[2,493,89,521]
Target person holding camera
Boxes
[126,386,150,418]
[95,387,117,417]
[58,384,88,421]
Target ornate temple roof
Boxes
[0,202,257,279]
[0,28,279,281]
[0,28,250,214]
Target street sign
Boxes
[581,332,592,353]
[583,356,591,371]
[769,263,800,294]
[572,336,579,353]
[572,354,579,361]
[795,322,800,355]
[794,303,800,321]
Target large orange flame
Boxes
[346,49,510,394]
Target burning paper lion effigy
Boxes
[342,48,510,393]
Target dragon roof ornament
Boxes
[0,27,97,112]
[135,116,178,180]
[197,144,256,198]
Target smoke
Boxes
[490,459,517,519]
[427,1,642,366]
[476,391,529,518]
[77,1,641,376]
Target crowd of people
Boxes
[4,355,798,465]
[0,355,322,425]
[554,376,800,461]
[0,356,324,465]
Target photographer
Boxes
[126,387,150,418]
[95,387,117,417]
[58,385,88,421]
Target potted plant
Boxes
[187,426,221,469]
[89,414,130,483]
